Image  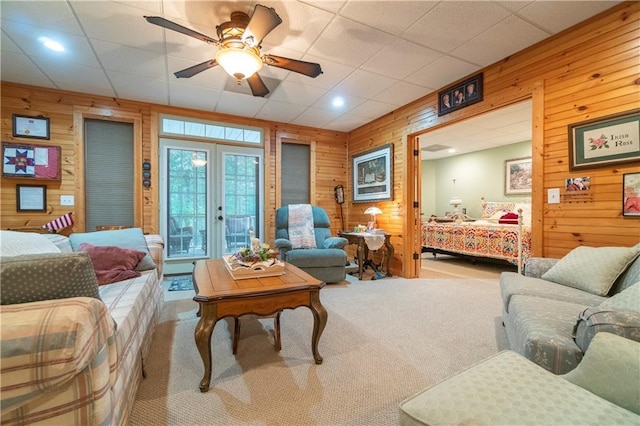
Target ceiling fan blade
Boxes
[174,59,218,78]
[242,5,282,47]
[263,55,323,78]
[144,16,218,45]
[246,73,270,97]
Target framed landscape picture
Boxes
[352,144,393,203]
[505,157,532,195]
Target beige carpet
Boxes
[130,273,508,425]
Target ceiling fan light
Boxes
[215,47,263,81]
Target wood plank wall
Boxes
[0,88,348,244]
[347,1,639,276]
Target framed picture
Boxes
[438,73,483,116]
[12,114,50,139]
[623,172,640,217]
[565,176,591,191]
[2,142,62,180]
[505,157,532,195]
[16,184,47,212]
[352,144,393,203]
[568,109,640,170]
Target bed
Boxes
[421,201,532,273]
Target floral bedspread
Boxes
[421,221,531,266]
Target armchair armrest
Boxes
[274,238,292,259]
[0,297,117,414]
[524,257,559,278]
[323,237,348,250]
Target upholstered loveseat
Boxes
[500,244,640,374]
[0,228,164,425]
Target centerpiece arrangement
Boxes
[223,233,285,280]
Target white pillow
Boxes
[542,246,640,296]
[0,230,61,257]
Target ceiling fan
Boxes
[145,4,323,97]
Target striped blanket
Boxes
[288,204,316,249]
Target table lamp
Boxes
[449,197,463,223]
[364,206,383,230]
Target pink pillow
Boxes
[499,212,519,224]
[78,243,145,285]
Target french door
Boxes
[160,138,264,274]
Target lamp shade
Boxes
[449,197,462,207]
[364,206,383,215]
[215,46,263,80]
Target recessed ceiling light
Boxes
[332,97,344,108]
[39,37,64,52]
[448,148,456,153]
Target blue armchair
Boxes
[274,205,348,283]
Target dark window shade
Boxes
[85,119,134,231]
[281,143,310,205]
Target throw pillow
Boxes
[541,245,640,296]
[69,228,155,271]
[481,201,515,218]
[498,212,519,224]
[0,230,61,257]
[0,252,100,305]
[78,243,145,285]
[599,282,640,313]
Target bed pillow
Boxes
[481,201,515,219]
[0,252,100,305]
[69,228,155,271]
[499,212,519,224]
[78,243,145,285]
[0,230,61,257]
[542,246,640,296]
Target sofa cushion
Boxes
[610,251,640,295]
[78,243,146,285]
[0,230,61,257]
[541,245,640,296]
[0,253,100,305]
[42,233,74,253]
[69,228,155,271]
[500,272,605,313]
[503,295,588,374]
[600,282,640,313]
[564,332,640,415]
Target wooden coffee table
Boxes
[192,258,327,392]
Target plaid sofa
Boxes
[0,233,164,426]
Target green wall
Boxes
[421,141,531,219]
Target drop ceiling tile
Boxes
[255,100,308,123]
[307,16,395,68]
[71,1,166,52]
[56,81,118,98]
[0,33,22,53]
[497,1,534,13]
[169,82,221,111]
[349,100,397,119]
[166,55,228,90]
[268,81,327,106]
[451,16,549,67]
[0,51,55,88]
[312,91,366,113]
[285,54,356,90]
[2,20,101,68]
[291,107,341,128]
[339,1,437,36]
[362,39,442,80]
[373,81,432,107]
[403,2,510,53]
[258,1,334,54]
[107,71,169,104]
[30,56,109,87]
[324,113,370,132]
[1,1,83,35]
[92,39,166,78]
[299,0,346,14]
[405,56,479,90]
[333,69,396,98]
[162,0,253,29]
[518,1,620,33]
[215,91,268,117]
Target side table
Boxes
[338,232,394,280]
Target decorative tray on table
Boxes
[223,254,285,280]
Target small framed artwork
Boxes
[16,184,47,212]
[565,176,591,191]
[352,144,393,203]
[438,73,483,116]
[568,109,640,170]
[12,114,50,140]
[2,142,62,180]
[505,157,532,195]
[623,172,640,217]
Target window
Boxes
[160,115,262,145]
